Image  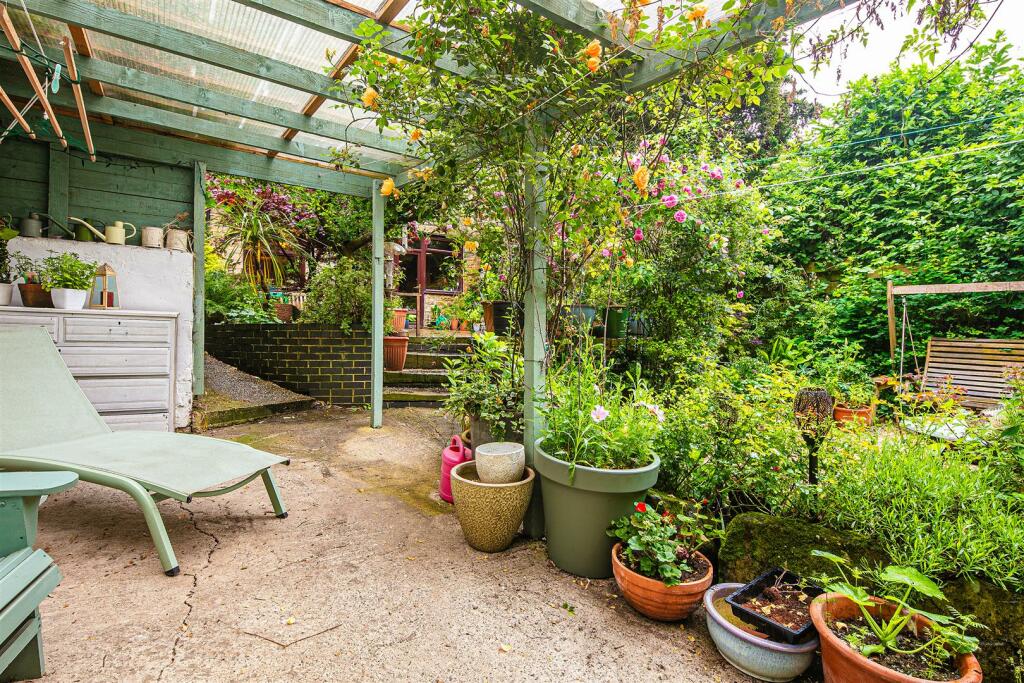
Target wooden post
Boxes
[192,161,207,395]
[522,126,547,539]
[371,180,385,428]
[887,280,896,363]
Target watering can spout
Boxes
[68,216,107,242]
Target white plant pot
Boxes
[50,288,89,310]
[0,283,12,306]
[473,441,526,484]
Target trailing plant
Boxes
[442,332,524,439]
[814,550,982,678]
[39,252,97,292]
[607,500,718,586]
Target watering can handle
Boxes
[68,217,107,241]
[449,434,472,459]
[122,222,138,239]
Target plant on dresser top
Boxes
[0,222,16,306]
[40,252,99,310]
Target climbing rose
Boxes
[591,405,609,423]
[709,167,724,180]
[700,162,710,172]
[633,227,644,242]
[662,194,678,209]
[682,185,692,195]
[361,87,379,110]
[635,502,648,513]
[674,210,687,223]
[737,291,744,299]
[601,248,611,257]
[761,228,770,235]
[632,166,650,193]
[735,179,744,188]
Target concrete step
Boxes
[407,338,473,355]
[384,368,447,387]
[383,385,448,408]
[405,351,463,370]
[193,394,315,431]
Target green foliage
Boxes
[811,342,876,408]
[607,501,718,586]
[442,333,523,439]
[805,427,1024,591]
[205,270,278,324]
[814,551,982,670]
[540,338,662,472]
[765,37,1024,371]
[39,252,97,292]
[301,256,375,335]
[655,357,811,517]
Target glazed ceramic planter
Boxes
[568,304,597,330]
[611,543,712,621]
[810,593,983,683]
[0,283,12,306]
[50,288,88,310]
[705,584,819,682]
[534,440,660,578]
[383,335,409,371]
[450,461,534,552]
[474,441,525,484]
[833,404,875,425]
[17,283,52,308]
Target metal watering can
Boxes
[68,217,105,242]
[439,435,473,504]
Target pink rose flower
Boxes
[736,291,744,299]
[662,194,679,209]
[674,210,687,223]
[601,248,611,257]
[633,228,644,243]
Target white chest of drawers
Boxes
[0,306,178,431]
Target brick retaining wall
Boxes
[206,324,371,406]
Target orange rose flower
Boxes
[410,128,423,142]
[586,56,600,73]
[361,86,380,110]
[685,3,708,22]
[380,178,395,196]
[632,166,650,193]
[584,39,602,59]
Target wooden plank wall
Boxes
[0,139,48,222]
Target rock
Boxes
[718,512,1024,683]
[718,512,889,584]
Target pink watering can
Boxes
[439,435,472,504]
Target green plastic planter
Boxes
[602,306,628,338]
[534,440,660,578]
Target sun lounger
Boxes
[0,327,289,576]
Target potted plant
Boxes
[383,297,408,371]
[535,340,663,578]
[810,551,983,683]
[814,343,877,424]
[607,501,716,621]
[40,252,99,310]
[726,568,824,643]
[449,460,534,553]
[0,222,16,306]
[12,254,51,308]
[478,267,520,336]
[442,333,524,447]
[705,583,820,682]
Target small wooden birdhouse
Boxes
[89,263,119,309]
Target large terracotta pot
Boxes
[18,283,52,308]
[833,404,875,425]
[611,543,712,621]
[391,308,408,332]
[383,335,409,371]
[810,593,982,683]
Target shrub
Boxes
[205,270,278,324]
[806,428,1024,591]
[301,257,372,335]
[443,333,524,439]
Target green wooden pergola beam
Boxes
[232,0,468,76]
[17,0,364,108]
[192,161,207,395]
[513,0,644,56]
[371,180,385,428]
[0,68,396,184]
[0,44,414,157]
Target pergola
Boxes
[0,0,848,501]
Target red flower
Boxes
[661,510,672,518]
[635,502,647,513]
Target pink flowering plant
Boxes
[540,337,664,474]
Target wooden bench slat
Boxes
[922,338,1022,409]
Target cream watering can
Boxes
[67,218,137,245]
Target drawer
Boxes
[63,316,173,345]
[102,412,171,432]
[59,346,172,377]
[77,377,171,412]
[0,312,59,341]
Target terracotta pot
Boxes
[810,593,982,683]
[383,335,409,371]
[391,308,408,333]
[449,318,459,331]
[18,283,53,308]
[460,320,470,331]
[833,404,875,425]
[611,543,712,621]
[274,302,294,322]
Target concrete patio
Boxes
[35,407,762,682]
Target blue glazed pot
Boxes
[704,583,818,682]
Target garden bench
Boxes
[921,338,1024,409]
[0,326,290,577]
[0,471,78,682]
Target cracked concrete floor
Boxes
[35,407,761,683]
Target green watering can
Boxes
[67,217,106,242]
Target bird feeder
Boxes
[89,264,119,309]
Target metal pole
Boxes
[371,180,385,428]
[522,125,547,539]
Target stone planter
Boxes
[810,593,982,683]
[705,583,818,682]
[833,404,874,425]
[474,441,525,484]
[17,283,52,308]
[50,288,88,310]
[534,439,659,578]
[0,283,12,306]
[383,335,409,371]
[611,543,712,621]
[450,461,534,553]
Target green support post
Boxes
[192,161,206,396]
[523,128,548,539]
[371,181,385,428]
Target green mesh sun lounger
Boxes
[0,327,289,576]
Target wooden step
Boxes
[405,351,463,370]
[383,385,448,408]
[384,368,448,387]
